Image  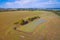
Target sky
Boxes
[0,0,60,8]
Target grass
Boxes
[0,11,42,40]
[14,16,40,25]
[52,10,60,16]
[0,11,60,40]
[17,18,46,32]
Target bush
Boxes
[35,16,40,18]
[14,16,40,25]
[19,19,25,25]
[26,16,40,22]
[27,17,33,21]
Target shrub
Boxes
[27,17,33,21]
[35,16,40,18]
[26,16,40,22]
[14,27,16,30]
[19,19,25,25]
[14,16,40,25]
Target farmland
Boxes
[0,11,60,40]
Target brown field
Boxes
[0,11,60,40]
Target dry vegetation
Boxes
[14,16,40,25]
[0,11,60,40]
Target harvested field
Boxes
[0,11,60,40]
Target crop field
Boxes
[0,11,60,40]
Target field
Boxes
[0,11,60,40]
[53,10,60,16]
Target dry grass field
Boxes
[0,11,60,40]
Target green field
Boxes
[0,11,60,40]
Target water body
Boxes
[19,19,47,32]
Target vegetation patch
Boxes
[52,10,60,16]
[14,16,40,25]
[27,16,40,21]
